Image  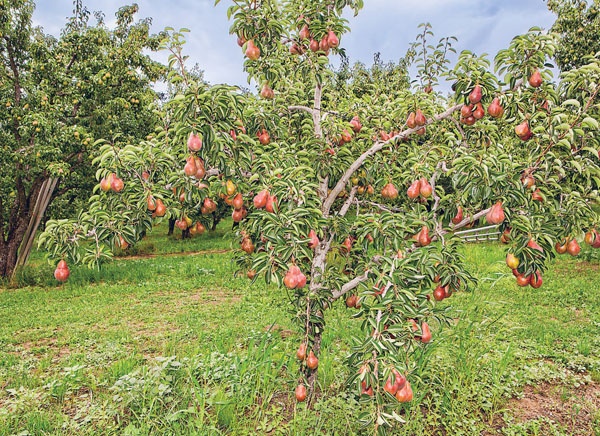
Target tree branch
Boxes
[330,269,370,301]
[288,105,315,115]
[448,206,491,232]
[339,186,357,217]
[322,104,464,216]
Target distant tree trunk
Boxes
[211,211,221,231]
[0,176,47,280]
[181,228,191,239]
[168,218,175,235]
[11,178,59,280]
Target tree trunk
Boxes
[11,178,59,280]
[0,177,46,280]
[212,211,221,231]
[0,219,29,280]
[304,324,322,408]
[181,228,191,239]
[168,218,175,236]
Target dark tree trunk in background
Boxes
[211,211,220,232]
[0,176,49,280]
[168,218,175,236]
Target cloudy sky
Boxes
[32,1,556,88]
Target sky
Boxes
[32,1,557,88]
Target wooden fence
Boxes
[454,225,501,242]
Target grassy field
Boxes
[1,221,599,435]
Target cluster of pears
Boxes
[253,188,277,213]
[406,109,427,135]
[506,239,545,288]
[222,180,247,223]
[184,133,206,179]
[99,172,124,193]
[360,365,413,403]
[291,17,339,57]
[407,177,433,199]
[294,343,319,402]
[460,84,505,126]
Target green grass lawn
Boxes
[1,222,599,435]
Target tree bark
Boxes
[168,218,175,236]
[12,178,59,280]
[0,177,47,280]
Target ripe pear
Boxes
[245,40,260,60]
[468,84,482,104]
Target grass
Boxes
[1,221,599,435]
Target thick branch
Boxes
[322,104,463,217]
[448,206,491,232]
[313,83,323,138]
[4,37,21,105]
[330,270,370,301]
[288,105,315,115]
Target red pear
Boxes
[417,226,432,247]
[232,193,244,210]
[515,120,532,141]
[308,229,319,249]
[529,270,543,288]
[381,183,399,200]
[419,178,433,198]
[184,156,197,177]
[395,380,413,403]
[486,201,505,225]
[451,206,463,225]
[414,109,426,126]
[53,260,70,282]
[245,40,260,61]
[111,176,124,193]
[468,84,482,104]
[100,174,113,192]
[187,133,202,152]
[528,69,543,88]
[253,189,269,209]
[326,30,339,48]
[407,179,421,199]
[265,195,277,213]
[306,350,318,370]
[418,322,432,343]
[472,103,485,120]
[487,97,504,118]
[461,104,473,118]
[406,112,416,129]
[350,116,362,133]
[241,237,254,254]
[566,238,581,256]
[296,343,307,361]
[527,238,544,253]
[295,384,307,402]
[299,24,310,40]
[260,83,274,99]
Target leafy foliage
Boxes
[39,1,600,433]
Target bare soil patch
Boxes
[501,382,600,435]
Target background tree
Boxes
[0,0,164,279]
[547,0,600,70]
[39,28,247,266]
